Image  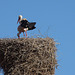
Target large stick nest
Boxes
[0,38,57,75]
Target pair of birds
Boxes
[17,15,36,38]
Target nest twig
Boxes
[0,38,57,75]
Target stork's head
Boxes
[17,15,23,24]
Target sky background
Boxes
[0,0,75,75]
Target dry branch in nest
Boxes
[0,38,57,75]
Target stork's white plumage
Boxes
[17,15,23,24]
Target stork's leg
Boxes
[17,32,21,38]
[23,32,25,38]
[25,31,27,38]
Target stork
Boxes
[17,15,36,38]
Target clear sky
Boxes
[0,0,75,75]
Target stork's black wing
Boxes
[20,20,36,30]
[27,22,36,30]
[20,20,29,28]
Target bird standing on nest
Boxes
[17,15,36,38]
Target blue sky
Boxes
[0,0,75,75]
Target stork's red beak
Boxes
[17,18,20,24]
[17,19,19,24]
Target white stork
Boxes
[17,15,36,38]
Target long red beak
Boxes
[17,18,20,24]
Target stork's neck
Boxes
[19,17,22,24]
[20,17,22,21]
